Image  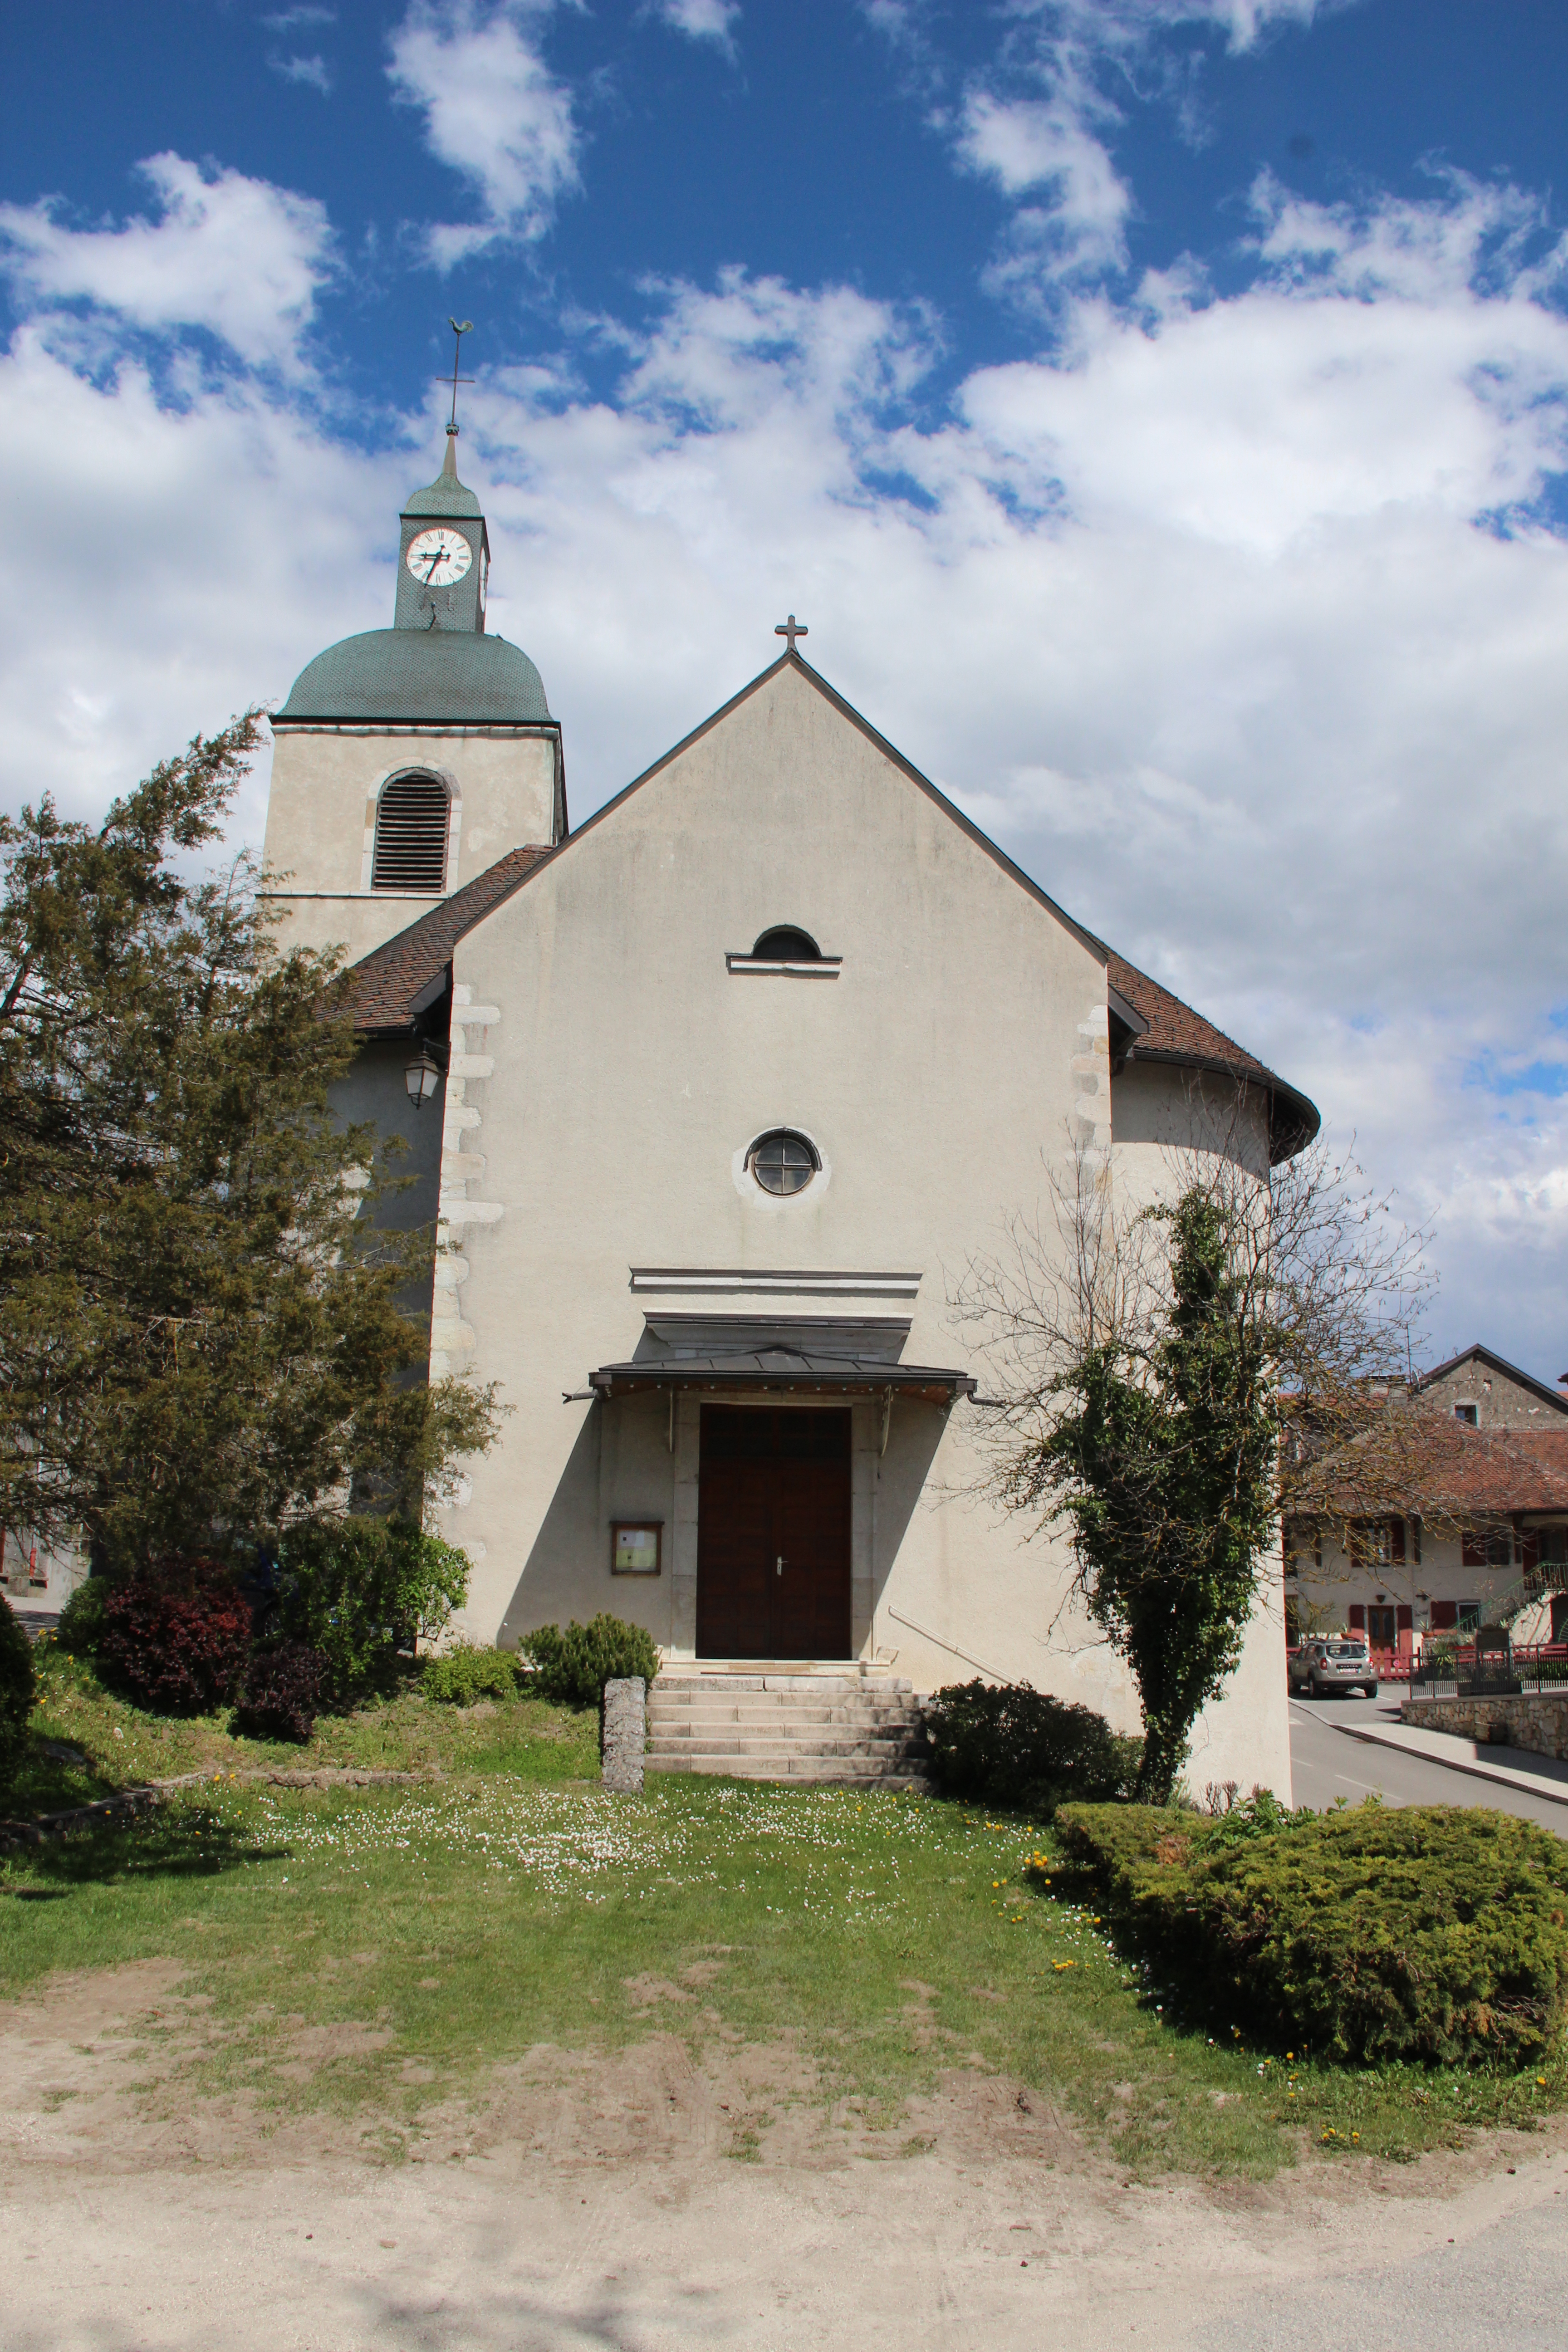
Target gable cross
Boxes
[774,613,808,653]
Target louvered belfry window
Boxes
[372,774,450,892]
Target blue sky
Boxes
[3,0,1568,1381]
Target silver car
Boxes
[1288,1639,1378,1699]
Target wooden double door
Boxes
[696,1406,852,1659]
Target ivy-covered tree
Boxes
[960,1118,1432,1803]
[1034,1192,1276,1800]
[0,713,498,1571]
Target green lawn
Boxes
[7,1642,602,1816]
[5,1664,1563,2180]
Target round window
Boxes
[749,1130,818,1196]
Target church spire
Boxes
[395,421,489,634]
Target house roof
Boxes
[342,653,1321,1157]
[1301,1415,1568,1523]
[1104,951,1318,1163]
[348,844,553,1035]
[1413,1343,1568,1417]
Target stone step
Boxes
[647,1752,931,1788]
[652,1672,915,1692]
[643,1669,932,1789]
[648,1734,926,1762]
[644,1712,926,1731]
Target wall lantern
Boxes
[404,1047,442,1108]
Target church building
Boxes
[263,423,1318,1797]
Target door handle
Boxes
[776,1555,785,1577]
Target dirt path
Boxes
[3,1962,1565,2350]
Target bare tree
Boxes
[951,1094,1435,1795]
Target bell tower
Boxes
[393,428,491,635]
[261,384,566,971]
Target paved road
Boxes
[1289,1692,1568,1833]
[1198,2182,1568,2352]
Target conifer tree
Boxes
[0,714,497,1570]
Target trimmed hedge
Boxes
[0,1594,35,1794]
[1055,1798,1568,2069]
[98,1565,253,1716]
[925,1679,1142,1818]
[423,1643,521,1705]
[519,1616,659,1710]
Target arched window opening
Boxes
[748,1129,819,1197]
[372,774,450,892]
[752,926,820,961]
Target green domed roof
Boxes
[274,630,551,725]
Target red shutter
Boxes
[1348,1604,1366,1630]
[1522,1528,1539,1572]
[1389,1519,1406,1563]
[1431,1600,1458,1630]
[1461,1531,1483,1569]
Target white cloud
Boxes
[270,53,334,94]
[0,155,333,371]
[958,92,1131,285]
[649,0,740,49]
[262,5,338,25]
[387,0,580,265]
[921,1,1367,305]
[4,168,1568,1371]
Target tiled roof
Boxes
[347,844,552,1034]
[1107,951,1319,1161]
[1306,1415,1568,1520]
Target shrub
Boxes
[55,1576,109,1659]
[519,1615,660,1710]
[98,1563,252,1715]
[1055,1798,1568,2069]
[924,1679,1142,1818]
[234,1642,328,1743]
[276,1518,470,1703]
[0,1595,35,1794]
[423,1643,521,1705]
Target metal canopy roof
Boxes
[588,1318,975,1404]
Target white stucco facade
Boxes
[384,660,1297,1799]
[260,722,563,965]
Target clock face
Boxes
[406,525,472,588]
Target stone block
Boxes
[602,1676,647,1795]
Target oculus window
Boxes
[748,1130,818,1196]
[752,926,820,961]
[372,774,450,892]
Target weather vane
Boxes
[444,318,474,434]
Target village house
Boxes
[260,427,1323,1795]
[1285,1345,1568,1656]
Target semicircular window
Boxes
[372,774,450,892]
[748,1129,819,1196]
[752,926,820,961]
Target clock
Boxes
[406,525,472,588]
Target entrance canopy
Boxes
[588,1315,976,1406]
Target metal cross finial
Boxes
[774,613,808,653]
[444,318,475,431]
